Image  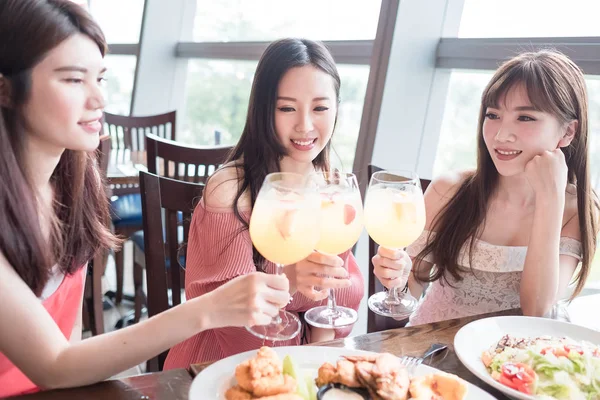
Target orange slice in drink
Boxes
[393,192,418,223]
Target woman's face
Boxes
[482,84,576,177]
[21,33,106,154]
[274,65,337,165]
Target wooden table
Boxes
[12,368,192,400]
[13,299,599,399]
[106,150,147,186]
[191,308,522,399]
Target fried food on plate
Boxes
[224,385,253,400]
[318,353,410,400]
[226,347,299,400]
[409,371,468,400]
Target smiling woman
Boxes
[0,1,294,397]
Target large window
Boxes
[102,55,137,115]
[459,0,600,38]
[192,0,381,42]
[88,0,145,43]
[181,61,369,169]
[433,70,600,283]
[84,0,144,116]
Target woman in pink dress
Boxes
[164,38,405,368]
[0,1,291,397]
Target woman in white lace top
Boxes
[373,50,599,326]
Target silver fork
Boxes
[400,343,448,372]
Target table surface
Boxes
[12,368,192,400]
[12,295,600,399]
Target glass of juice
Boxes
[364,170,426,318]
[304,171,364,328]
[248,172,321,340]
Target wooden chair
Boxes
[138,171,204,371]
[128,134,232,325]
[103,111,176,305]
[146,133,232,183]
[366,164,431,333]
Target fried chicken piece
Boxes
[224,385,253,400]
[253,374,297,397]
[372,353,410,400]
[342,354,379,363]
[355,361,381,400]
[316,362,338,387]
[335,359,362,387]
[235,346,296,396]
[409,372,468,400]
[235,360,255,393]
[315,359,362,388]
[249,347,283,380]
[255,394,304,400]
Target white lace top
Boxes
[406,230,583,326]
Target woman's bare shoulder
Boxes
[203,162,251,211]
[423,170,473,226]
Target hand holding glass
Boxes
[364,170,426,318]
[248,172,321,340]
[304,171,363,328]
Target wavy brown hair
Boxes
[225,38,341,270]
[0,0,118,296]
[415,50,598,298]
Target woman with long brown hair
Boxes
[374,50,598,325]
[164,38,404,368]
[0,1,291,396]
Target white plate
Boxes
[454,316,600,400]
[189,345,496,400]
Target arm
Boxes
[0,255,210,389]
[520,200,579,316]
[520,149,578,316]
[0,254,289,390]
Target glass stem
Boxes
[384,249,411,306]
[272,263,285,325]
[326,288,338,313]
[327,251,349,317]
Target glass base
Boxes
[368,290,418,318]
[246,310,301,341]
[304,305,358,329]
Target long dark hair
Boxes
[224,38,341,270]
[415,50,598,298]
[0,0,118,296]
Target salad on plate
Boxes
[482,334,600,399]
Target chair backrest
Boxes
[145,133,232,184]
[103,111,176,196]
[138,171,204,371]
[103,111,176,165]
[366,164,431,333]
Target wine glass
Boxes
[248,172,321,340]
[364,170,426,318]
[304,171,364,328]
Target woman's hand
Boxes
[524,148,568,200]
[372,247,412,289]
[201,272,290,329]
[294,252,352,301]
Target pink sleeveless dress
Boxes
[0,268,85,398]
